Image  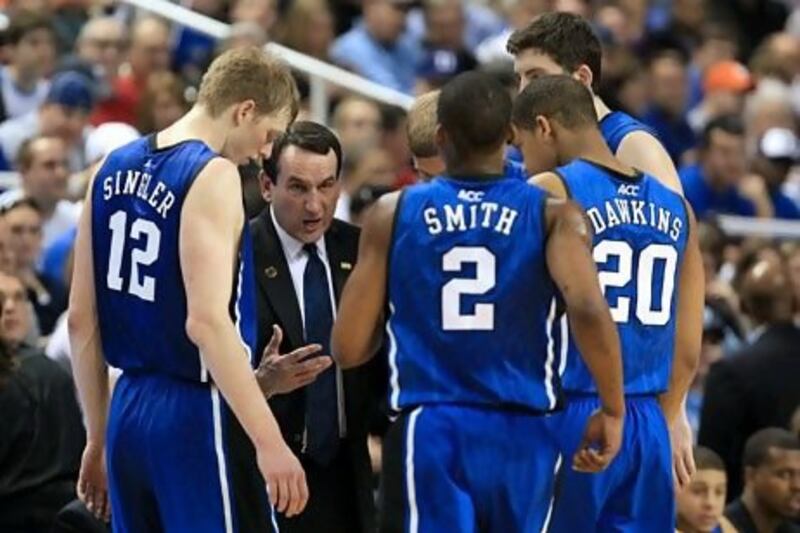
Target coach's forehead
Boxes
[279,145,337,181]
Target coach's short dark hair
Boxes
[512,75,597,131]
[438,71,511,155]
[6,10,54,46]
[700,114,744,150]
[265,121,343,183]
[694,446,726,472]
[743,428,800,469]
[506,12,602,91]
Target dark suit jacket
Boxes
[250,209,382,533]
[51,500,109,533]
[698,322,800,499]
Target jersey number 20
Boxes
[106,211,161,302]
[594,240,677,326]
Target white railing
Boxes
[717,215,800,240]
[118,0,415,125]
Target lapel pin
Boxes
[340,262,352,271]
[264,266,278,279]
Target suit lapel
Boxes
[253,210,305,349]
[325,223,352,303]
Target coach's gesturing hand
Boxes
[573,408,624,473]
[257,442,309,517]
[77,442,111,522]
[256,325,333,397]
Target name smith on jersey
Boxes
[423,189,520,236]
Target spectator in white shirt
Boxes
[0,11,56,123]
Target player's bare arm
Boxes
[616,131,684,194]
[660,204,702,423]
[181,157,307,517]
[544,198,625,473]
[332,191,400,369]
[661,203,704,488]
[69,172,111,522]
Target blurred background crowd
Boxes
[0,0,798,531]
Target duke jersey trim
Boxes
[600,111,659,153]
[386,174,567,414]
[91,135,258,382]
[557,159,689,395]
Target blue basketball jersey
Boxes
[600,111,659,153]
[387,174,566,413]
[557,159,689,394]
[91,136,257,382]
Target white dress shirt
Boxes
[270,207,337,330]
[270,207,346,439]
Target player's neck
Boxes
[742,490,783,532]
[445,150,505,177]
[593,94,612,121]
[157,106,229,154]
[559,130,629,175]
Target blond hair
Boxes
[407,90,440,158]
[197,47,298,119]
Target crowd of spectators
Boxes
[0,0,798,531]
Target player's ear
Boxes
[535,115,553,141]
[573,65,594,92]
[509,123,520,147]
[234,99,257,125]
[743,465,756,486]
[434,124,446,151]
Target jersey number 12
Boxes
[106,211,161,302]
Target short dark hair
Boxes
[743,428,800,469]
[694,446,726,472]
[700,114,744,150]
[264,121,343,183]
[6,10,54,46]
[380,104,407,133]
[506,12,602,91]
[512,75,597,131]
[438,71,512,155]
[1,195,42,216]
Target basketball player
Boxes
[507,11,697,486]
[513,75,704,532]
[407,90,444,181]
[332,71,626,532]
[68,48,307,532]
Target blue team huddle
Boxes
[61,10,785,533]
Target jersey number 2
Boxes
[594,240,677,326]
[442,246,495,330]
[107,211,161,302]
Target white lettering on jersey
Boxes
[617,183,639,196]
